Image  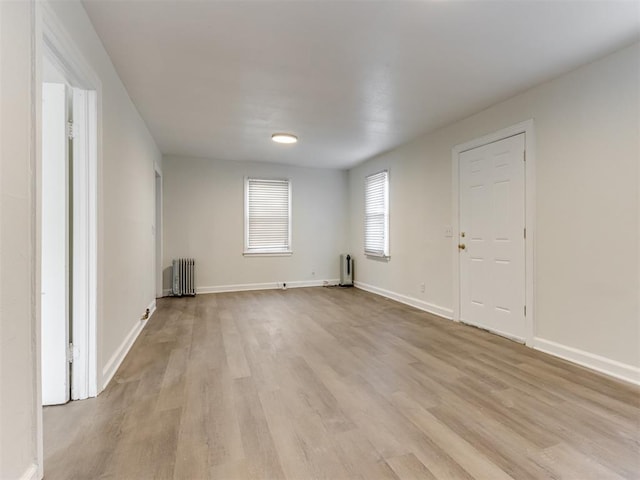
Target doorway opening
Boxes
[40,46,98,405]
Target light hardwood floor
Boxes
[44,287,640,479]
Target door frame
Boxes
[154,169,163,298]
[70,86,98,400]
[39,3,101,399]
[451,120,536,346]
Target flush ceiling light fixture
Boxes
[272,133,298,144]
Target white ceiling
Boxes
[82,0,640,169]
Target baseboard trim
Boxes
[352,281,638,385]
[532,337,640,386]
[147,298,157,317]
[19,463,38,480]
[101,300,156,391]
[354,281,453,320]
[196,279,340,295]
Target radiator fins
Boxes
[172,258,196,296]
[339,254,353,286]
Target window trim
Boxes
[244,177,292,256]
[364,169,390,258]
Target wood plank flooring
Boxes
[44,287,640,479]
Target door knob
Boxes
[458,243,466,251]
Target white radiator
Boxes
[172,258,196,296]
[340,254,353,286]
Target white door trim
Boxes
[154,169,163,298]
[40,2,101,398]
[452,120,536,346]
[71,87,98,399]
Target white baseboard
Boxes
[101,300,156,391]
[532,337,640,386]
[354,281,453,320]
[19,463,39,480]
[147,298,157,317]
[196,279,340,295]
[351,282,638,386]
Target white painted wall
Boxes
[349,42,640,377]
[163,156,348,292]
[1,1,162,476]
[43,1,162,389]
[0,2,40,478]
[0,7,635,480]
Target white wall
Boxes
[0,2,40,478]
[0,1,162,476]
[163,156,348,292]
[349,42,640,378]
[1,7,635,480]
[43,1,162,389]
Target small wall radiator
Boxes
[339,253,353,286]
[172,258,196,296]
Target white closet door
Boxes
[41,82,70,405]
[459,133,526,341]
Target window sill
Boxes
[243,251,293,257]
[365,253,390,261]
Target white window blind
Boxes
[364,170,389,257]
[245,178,291,254]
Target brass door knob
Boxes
[458,243,466,250]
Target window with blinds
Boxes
[244,178,292,255]
[364,170,389,257]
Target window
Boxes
[244,178,292,255]
[364,170,389,257]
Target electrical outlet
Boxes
[419,283,425,293]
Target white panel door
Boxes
[459,133,526,341]
[41,82,70,405]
